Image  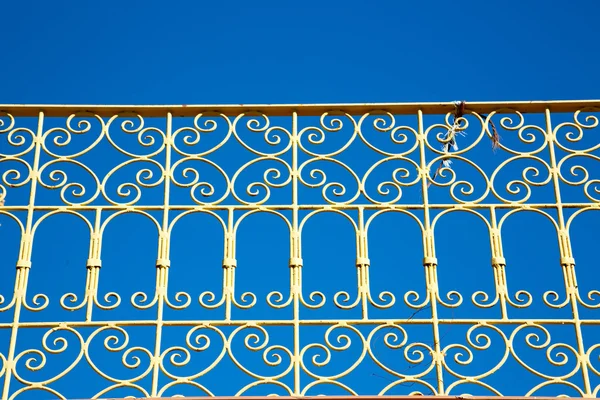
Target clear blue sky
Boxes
[1,1,599,399]
[2,0,600,104]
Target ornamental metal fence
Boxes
[0,101,599,399]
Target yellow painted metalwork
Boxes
[0,101,599,399]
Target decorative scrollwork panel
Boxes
[0,102,599,398]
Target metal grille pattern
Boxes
[0,101,599,399]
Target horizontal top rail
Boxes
[1,99,600,117]
[98,397,587,400]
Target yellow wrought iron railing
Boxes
[0,101,599,399]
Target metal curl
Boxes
[230,156,292,205]
[304,343,331,369]
[367,324,433,380]
[42,329,74,354]
[37,159,102,206]
[368,290,396,309]
[573,108,600,129]
[553,108,600,153]
[12,326,84,386]
[377,325,408,350]
[362,157,421,205]
[0,111,16,133]
[510,323,580,380]
[356,111,419,157]
[305,127,326,146]
[101,158,165,206]
[517,125,547,148]
[298,112,358,157]
[185,329,210,352]
[390,126,413,146]
[436,290,463,308]
[85,325,153,383]
[320,112,345,132]
[233,291,257,309]
[324,326,353,352]
[94,291,122,310]
[228,325,293,380]
[164,291,192,310]
[403,290,430,309]
[0,292,16,313]
[577,289,600,309]
[137,127,164,149]
[266,290,293,309]
[0,127,36,157]
[442,324,509,381]
[564,163,590,186]
[471,290,499,308]
[171,113,233,157]
[300,324,366,380]
[22,293,50,312]
[300,290,326,309]
[100,326,131,353]
[20,349,46,373]
[370,112,395,131]
[66,113,96,134]
[105,113,166,158]
[546,343,572,367]
[586,343,600,377]
[161,346,192,369]
[465,325,495,351]
[427,154,492,204]
[333,290,361,310]
[262,345,289,367]
[232,113,292,157]
[130,291,158,309]
[403,341,433,366]
[298,157,362,205]
[198,290,225,309]
[171,157,231,205]
[557,153,600,202]
[492,110,548,155]
[122,347,150,370]
[490,154,552,204]
[506,289,533,308]
[583,179,600,202]
[446,343,474,367]
[192,113,219,132]
[40,113,105,159]
[423,112,481,157]
[542,290,570,309]
[160,325,227,381]
[59,292,88,311]
[0,157,33,199]
[185,325,225,353]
